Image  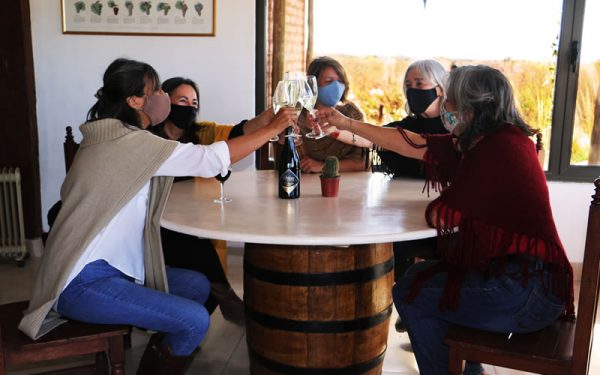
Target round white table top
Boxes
[161,170,438,246]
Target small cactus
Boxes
[321,156,339,178]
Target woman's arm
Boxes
[226,107,297,164]
[329,128,373,148]
[242,108,275,134]
[318,107,427,160]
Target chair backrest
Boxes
[64,126,80,173]
[535,132,545,166]
[570,177,600,374]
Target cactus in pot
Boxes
[321,156,339,178]
[320,156,340,197]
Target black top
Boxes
[377,115,447,178]
[149,120,246,144]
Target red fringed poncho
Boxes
[406,124,575,319]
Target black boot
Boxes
[137,333,195,375]
[395,315,407,333]
[211,282,245,326]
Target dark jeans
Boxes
[393,260,565,375]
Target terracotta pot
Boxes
[320,176,340,197]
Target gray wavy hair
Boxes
[403,59,448,117]
[446,65,534,151]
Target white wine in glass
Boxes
[303,75,325,139]
[270,81,291,142]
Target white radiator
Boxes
[0,167,26,261]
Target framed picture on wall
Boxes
[61,0,216,36]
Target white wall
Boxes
[548,181,592,263]
[30,0,256,229]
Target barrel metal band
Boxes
[248,344,386,375]
[246,304,392,333]
[243,257,394,286]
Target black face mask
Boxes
[168,104,198,130]
[406,87,438,115]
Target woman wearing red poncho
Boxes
[318,65,574,375]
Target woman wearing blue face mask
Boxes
[296,56,369,173]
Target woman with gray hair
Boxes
[328,58,449,169]
[318,65,574,375]
[325,59,451,332]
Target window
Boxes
[256,0,600,180]
[548,0,600,181]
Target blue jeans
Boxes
[57,260,211,356]
[393,260,565,375]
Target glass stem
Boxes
[220,182,225,200]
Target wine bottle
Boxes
[278,127,301,199]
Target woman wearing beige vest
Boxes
[19,58,296,375]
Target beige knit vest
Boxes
[19,119,178,339]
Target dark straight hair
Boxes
[161,77,200,100]
[87,58,161,128]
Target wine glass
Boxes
[302,75,325,139]
[272,79,302,142]
[270,80,292,142]
[213,169,232,203]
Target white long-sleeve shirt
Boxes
[58,141,230,297]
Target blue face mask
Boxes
[317,81,345,107]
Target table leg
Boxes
[244,242,393,375]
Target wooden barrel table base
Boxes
[244,242,394,375]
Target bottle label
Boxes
[280,169,299,196]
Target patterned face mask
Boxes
[440,100,460,133]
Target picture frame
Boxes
[61,0,215,36]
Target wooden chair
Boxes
[444,177,600,375]
[0,300,128,374]
[41,126,79,245]
[534,131,545,166]
[64,126,80,173]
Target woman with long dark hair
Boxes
[19,58,296,375]
[150,76,275,325]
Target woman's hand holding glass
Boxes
[316,107,351,132]
[268,107,299,138]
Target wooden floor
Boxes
[1,246,598,374]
